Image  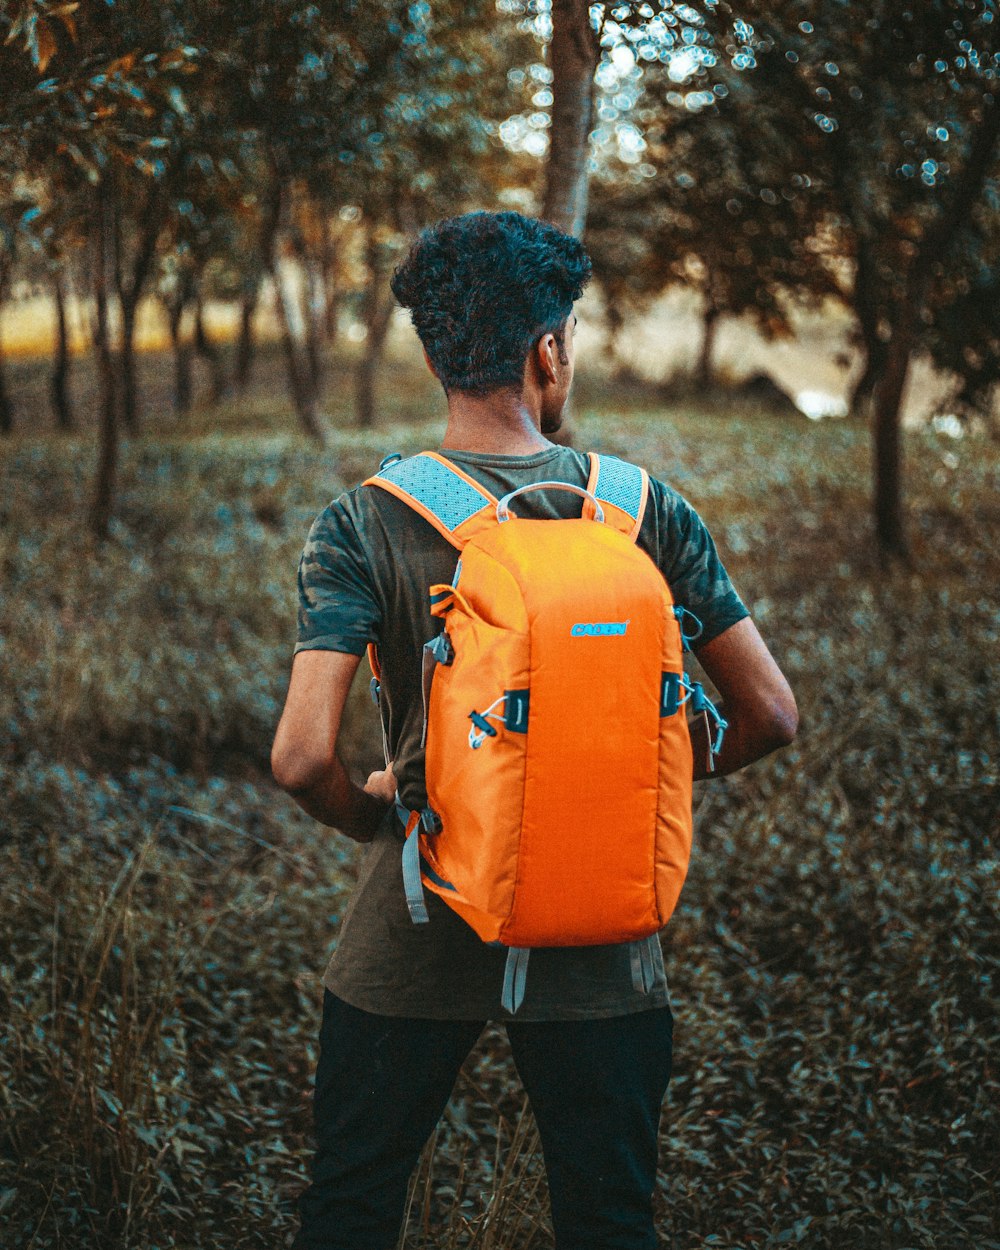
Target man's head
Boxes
[390,211,592,430]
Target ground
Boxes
[1,350,997,1249]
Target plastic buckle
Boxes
[429,632,454,666]
[690,682,728,760]
[674,605,703,652]
[370,676,381,705]
[468,711,498,749]
[420,808,443,834]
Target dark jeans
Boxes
[291,990,674,1250]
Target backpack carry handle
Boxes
[496,481,605,524]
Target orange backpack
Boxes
[365,451,727,1012]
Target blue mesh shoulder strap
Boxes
[585,453,650,540]
[363,452,499,550]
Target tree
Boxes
[9,185,84,432]
[346,0,536,426]
[0,0,200,533]
[700,0,1000,558]
[89,181,119,541]
[586,86,839,386]
[542,0,603,234]
[923,203,1000,423]
[0,218,14,437]
[189,0,432,442]
[49,257,76,431]
[538,2,718,239]
[590,1,1000,557]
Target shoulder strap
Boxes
[584,453,650,542]
[363,451,499,550]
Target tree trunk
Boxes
[0,339,11,436]
[267,179,328,444]
[0,253,12,435]
[164,295,193,417]
[174,336,194,417]
[119,300,140,432]
[697,299,720,389]
[355,300,394,430]
[236,179,285,393]
[194,294,228,403]
[235,282,258,392]
[870,319,914,563]
[603,295,623,365]
[90,187,120,542]
[354,234,395,429]
[0,327,10,438]
[849,240,888,420]
[50,269,74,430]
[305,255,325,390]
[112,185,163,434]
[321,217,340,343]
[272,253,328,443]
[289,227,325,393]
[849,341,889,421]
[541,0,601,237]
[868,101,998,560]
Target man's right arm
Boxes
[690,616,798,780]
[271,649,391,841]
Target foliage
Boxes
[1,375,998,1248]
[589,0,1000,356]
[0,1,201,185]
[921,201,1000,416]
[578,1,1000,552]
[0,0,542,447]
[586,8,839,357]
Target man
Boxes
[272,210,797,1250]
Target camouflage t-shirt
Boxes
[294,444,749,1021]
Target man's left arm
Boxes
[689,616,798,780]
[650,483,796,780]
[271,649,396,841]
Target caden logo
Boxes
[570,620,630,637]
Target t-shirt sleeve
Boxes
[654,482,750,647]
[294,494,382,656]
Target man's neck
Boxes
[440,389,555,456]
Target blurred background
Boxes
[1,2,997,1248]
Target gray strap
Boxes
[420,633,453,748]
[501,947,531,1014]
[401,822,429,925]
[420,642,436,749]
[630,941,644,993]
[642,934,657,992]
[370,671,391,767]
[630,935,657,994]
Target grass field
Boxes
[1,359,998,1249]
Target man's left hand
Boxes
[364,763,397,804]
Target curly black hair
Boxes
[390,210,592,396]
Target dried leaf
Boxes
[105,52,137,77]
[35,20,56,73]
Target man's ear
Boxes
[534,333,560,386]
[422,347,439,379]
